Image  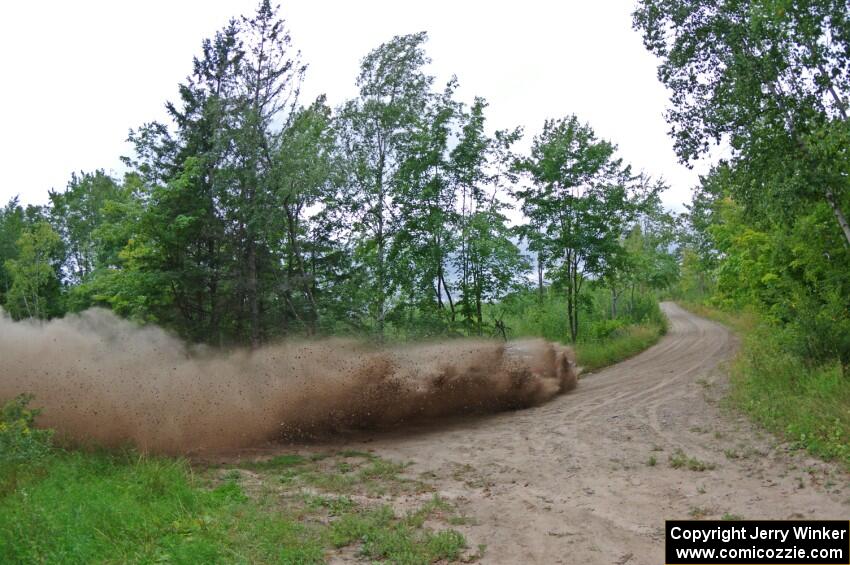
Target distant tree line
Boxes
[0,1,678,346]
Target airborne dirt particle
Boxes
[0,309,576,454]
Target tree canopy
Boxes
[0,1,679,348]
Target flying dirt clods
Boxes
[0,309,577,454]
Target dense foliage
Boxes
[0,1,677,346]
[634,0,850,245]
[634,0,849,463]
[635,0,850,376]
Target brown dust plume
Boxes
[0,309,577,454]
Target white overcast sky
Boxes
[0,0,710,211]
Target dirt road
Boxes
[316,302,849,564]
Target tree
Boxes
[633,0,850,245]
[680,165,850,375]
[598,182,676,318]
[60,173,149,316]
[336,31,433,337]
[118,0,305,345]
[233,0,306,346]
[515,116,637,342]
[0,198,26,307]
[4,221,64,320]
[125,16,242,343]
[389,79,459,331]
[0,1,686,350]
[268,97,336,334]
[49,171,125,284]
[451,101,527,335]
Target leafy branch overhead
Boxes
[633,0,850,245]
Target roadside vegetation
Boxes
[0,5,678,560]
[668,448,716,472]
[678,301,850,470]
[0,395,471,564]
[633,0,850,470]
[496,287,668,371]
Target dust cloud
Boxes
[0,308,577,454]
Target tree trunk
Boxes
[566,251,578,343]
[247,240,260,348]
[571,257,580,342]
[438,267,455,321]
[375,142,387,340]
[284,200,318,334]
[475,286,483,337]
[376,211,385,340]
[537,251,544,303]
[567,291,577,342]
[825,188,850,248]
[611,287,618,319]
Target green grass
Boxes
[0,451,301,564]
[678,301,850,469]
[573,323,666,372]
[0,396,471,564]
[676,300,757,334]
[688,506,713,518]
[494,287,668,372]
[0,446,469,564]
[329,502,466,564]
[668,448,716,472]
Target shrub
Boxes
[0,394,53,462]
[587,318,626,340]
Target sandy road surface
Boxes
[293,302,849,563]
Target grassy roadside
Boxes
[0,302,668,564]
[573,321,667,372]
[0,399,474,564]
[0,450,472,564]
[677,301,850,470]
[496,291,668,374]
[674,300,757,334]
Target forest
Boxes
[0,1,677,348]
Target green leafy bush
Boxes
[0,394,53,462]
[730,325,850,466]
[494,286,665,344]
[575,324,665,372]
[587,318,626,340]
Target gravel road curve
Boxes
[321,302,850,564]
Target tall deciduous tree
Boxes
[516,116,636,342]
[452,100,526,335]
[268,97,336,334]
[0,198,26,307]
[4,221,64,320]
[633,0,850,245]
[337,32,432,337]
[48,171,125,284]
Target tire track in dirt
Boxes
[291,302,850,564]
